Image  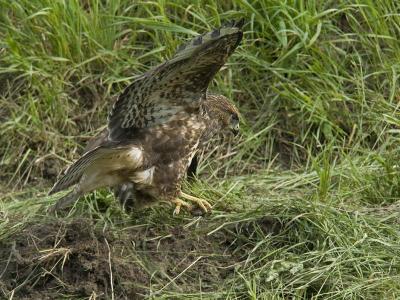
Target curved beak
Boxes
[232,128,239,137]
[230,117,240,137]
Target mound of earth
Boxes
[0,217,281,299]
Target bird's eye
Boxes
[231,114,238,121]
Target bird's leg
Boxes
[179,191,213,213]
[172,199,191,216]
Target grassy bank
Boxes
[1,0,400,298]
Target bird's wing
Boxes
[107,18,244,140]
[82,127,109,154]
[48,140,142,195]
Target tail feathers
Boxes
[49,146,129,196]
[47,186,82,215]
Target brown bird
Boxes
[48,18,244,215]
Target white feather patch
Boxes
[127,147,142,167]
[130,166,155,185]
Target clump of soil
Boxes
[0,218,281,299]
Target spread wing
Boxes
[107,18,244,141]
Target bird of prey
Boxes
[48,18,244,215]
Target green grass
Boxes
[2,0,400,299]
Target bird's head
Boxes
[206,94,240,136]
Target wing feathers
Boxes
[49,146,133,195]
[234,18,244,28]
[107,18,244,140]
[167,18,244,64]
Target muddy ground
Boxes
[0,217,281,299]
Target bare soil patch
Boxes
[0,217,281,299]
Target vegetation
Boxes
[1,0,400,298]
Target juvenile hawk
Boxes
[48,19,244,215]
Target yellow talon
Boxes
[172,199,191,216]
[179,192,213,213]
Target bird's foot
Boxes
[172,199,191,216]
[180,192,213,213]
